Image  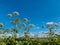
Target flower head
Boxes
[54,23,58,27]
[24,27,28,30]
[0,23,4,27]
[15,18,20,23]
[23,18,29,22]
[22,23,26,26]
[29,24,35,27]
[7,14,12,17]
[13,11,19,16]
[10,20,15,24]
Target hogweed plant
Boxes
[0,11,60,45]
[7,11,35,38]
[42,22,59,45]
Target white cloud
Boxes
[6,33,12,37]
[0,33,20,38]
[38,31,50,38]
[46,22,54,25]
[29,32,34,37]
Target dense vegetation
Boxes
[0,11,60,45]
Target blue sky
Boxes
[0,0,60,35]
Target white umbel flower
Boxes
[22,23,26,26]
[0,23,4,27]
[29,24,35,27]
[7,14,12,17]
[24,18,29,22]
[13,11,19,16]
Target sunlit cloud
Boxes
[29,32,34,37]
[46,22,54,25]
